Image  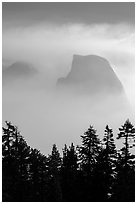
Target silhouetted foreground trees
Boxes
[2,120,135,202]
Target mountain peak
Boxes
[2,61,37,85]
[57,54,124,94]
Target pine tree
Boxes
[61,143,79,201]
[2,121,31,201]
[47,144,62,201]
[98,125,117,200]
[62,143,78,172]
[29,148,48,201]
[15,136,31,201]
[2,121,16,160]
[2,121,16,201]
[78,125,102,201]
[79,125,101,176]
[37,153,48,201]
[112,120,135,202]
[117,119,135,168]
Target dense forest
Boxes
[2,119,135,202]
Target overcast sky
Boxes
[2,2,135,154]
[3,2,134,26]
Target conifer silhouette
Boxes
[112,119,135,201]
[2,120,135,202]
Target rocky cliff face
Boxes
[57,55,124,94]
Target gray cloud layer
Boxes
[3,2,135,28]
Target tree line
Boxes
[2,119,135,202]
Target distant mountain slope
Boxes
[57,55,124,94]
[2,61,37,84]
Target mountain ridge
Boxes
[2,61,37,85]
[57,54,124,94]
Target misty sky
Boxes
[2,2,135,154]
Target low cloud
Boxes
[2,22,135,154]
[3,23,134,69]
[3,22,134,104]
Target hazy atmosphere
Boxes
[2,2,135,202]
[2,2,135,154]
